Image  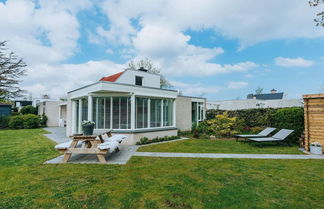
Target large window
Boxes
[150,99,161,127]
[93,96,131,129]
[81,98,88,121]
[113,97,131,129]
[135,97,174,128]
[136,97,148,128]
[163,99,173,126]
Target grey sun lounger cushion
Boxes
[248,129,294,142]
[236,127,276,138]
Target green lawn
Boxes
[137,138,304,154]
[1,129,323,209]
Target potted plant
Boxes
[310,142,323,155]
[81,120,95,135]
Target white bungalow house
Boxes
[66,68,205,145]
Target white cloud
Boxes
[275,57,314,67]
[171,80,221,97]
[98,0,324,48]
[22,60,123,99]
[0,0,91,64]
[227,81,249,89]
[131,24,257,76]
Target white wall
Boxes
[37,101,60,126]
[207,98,303,110]
[116,69,161,88]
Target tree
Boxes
[309,0,324,27]
[255,87,263,95]
[0,41,27,100]
[126,58,172,88]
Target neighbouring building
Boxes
[207,89,303,110]
[13,100,32,111]
[37,100,67,127]
[0,104,11,116]
[66,68,206,145]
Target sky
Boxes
[0,0,323,100]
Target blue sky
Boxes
[0,0,323,100]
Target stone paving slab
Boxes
[43,127,69,144]
[134,152,324,159]
[44,145,139,165]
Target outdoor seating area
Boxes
[54,131,127,163]
[236,128,294,146]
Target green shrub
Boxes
[40,114,48,127]
[0,115,9,129]
[22,114,41,129]
[272,107,304,143]
[20,105,37,115]
[9,114,40,129]
[9,115,24,129]
[207,112,244,137]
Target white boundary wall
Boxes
[207,99,303,110]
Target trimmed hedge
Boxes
[9,114,41,129]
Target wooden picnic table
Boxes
[62,135,108,163]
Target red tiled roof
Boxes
[100,71,124,82]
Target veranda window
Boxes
[93,96,131,129]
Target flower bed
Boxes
[136,135,180,145]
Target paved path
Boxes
[134,152,324,159]
[45,145,139,165]
[43,127,69,143]
[43,127,323,164]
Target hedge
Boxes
[0,115,9,129]
[9,114,41,129]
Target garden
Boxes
[139,107,305,154]
[0,129,323,208]
[0,105,48,129]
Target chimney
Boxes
[138,67,148,72]
[271,89,277,94]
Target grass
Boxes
[0,129,323,208]
[137,138,304,154]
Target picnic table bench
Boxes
[55,131,124,163]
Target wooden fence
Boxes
[303,94,324,151]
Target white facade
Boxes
[66,70,206,145]
[207,98,303,110]
[116,69,161,88]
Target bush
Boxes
[207,112,244,137]
[40,114,48,127]
[20,105,37,115]
[9,115,24,129]
[0,115,9,129]
[272,107,304,143]
[9,114,40,129]
[22,114,41,129]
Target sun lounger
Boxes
[248,129,294,145]
[236,127,276,141]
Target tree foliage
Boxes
[309,0,324,27]
[126,58,172,88]
[0,41,27,100]
[255,87,263,95]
